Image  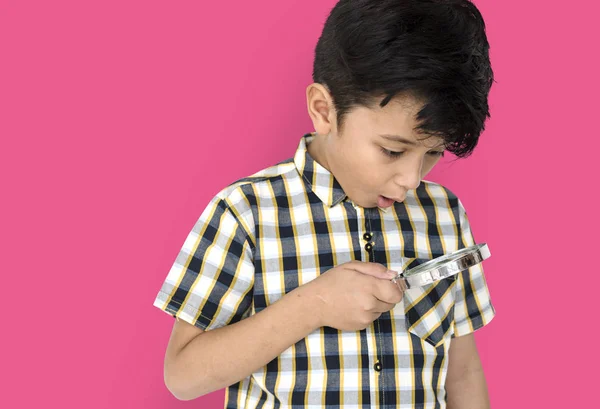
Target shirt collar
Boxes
[293,133,391,213]
[294,133,347,207]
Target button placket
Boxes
[364,208,387,401]
[355,205,385,391]
[363,232,375,257]
[353,205,368,262]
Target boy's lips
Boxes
[378,195,399,208]
[378,194,406,207]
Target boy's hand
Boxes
[300,261,404,331]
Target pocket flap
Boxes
[403,258,457,348]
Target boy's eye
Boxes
[381,147,445,158]
[381,147,404,157]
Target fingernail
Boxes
[386,269,398,277]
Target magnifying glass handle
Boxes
[391,275,409,291]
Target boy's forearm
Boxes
[445,333,490,409]
[166,285,321,400]
[446,365,490,409]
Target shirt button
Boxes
[363,232,372,241]
[365,242,373,252]
[374,361,382,372]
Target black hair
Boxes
[312,0,494,157]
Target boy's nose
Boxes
[394,164,422,191]
[399,172,421,190]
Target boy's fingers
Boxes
[373,300,396,313]
[374,280,405,304]
[347,261,397,280]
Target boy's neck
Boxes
[306,134,332,173]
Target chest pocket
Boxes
[402,258,457,348]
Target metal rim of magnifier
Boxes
[392,243,491,289]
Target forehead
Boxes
[345,97,445,148]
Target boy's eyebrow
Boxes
[379,134,417,145]
[379,134,445,149]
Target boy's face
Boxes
[307,85,445,209]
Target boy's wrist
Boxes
[285,282,325,332]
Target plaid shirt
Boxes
[153,133,495,409]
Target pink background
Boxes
[2,0,598,407]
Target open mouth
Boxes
[377,195,396,208]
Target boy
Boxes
[153,0,496,408]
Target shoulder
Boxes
[402,180,473,227]
[407,180,462,209]
[213,157,299,205]
[414,181,476,234]
[201,157,300,236]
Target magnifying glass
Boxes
[391,243,491,289]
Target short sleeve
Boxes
[153,195,255,331]
[452,200,496,337]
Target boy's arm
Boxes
[164,287,320,401]
[163,261,402,401]
[445,333,490,409]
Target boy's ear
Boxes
[306,83,336,136]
